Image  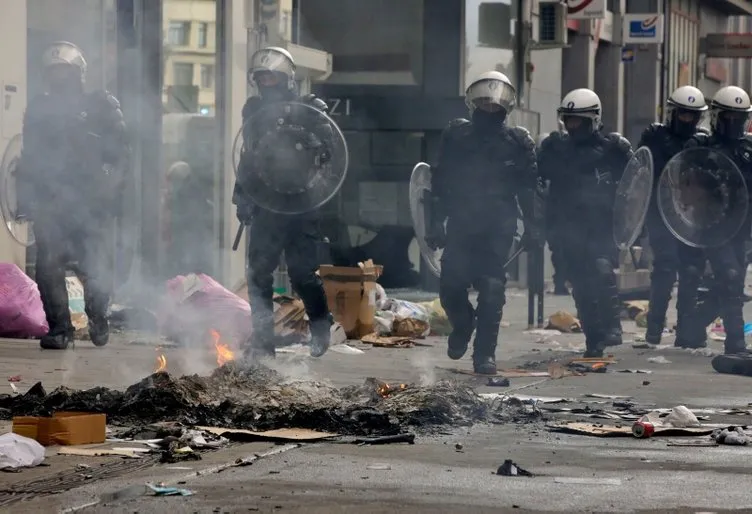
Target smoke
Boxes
[410,352,437,387]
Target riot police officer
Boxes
[233,47,333,360]
[17,41,130,350]
[683,86,752,355]
[638,86,708,347]
[426,71,542,375]
[538,89,633,358]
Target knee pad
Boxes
[594,258,613,275]
[477,276,506,306]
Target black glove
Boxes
[236,202,255,225]
[425,221,446,250]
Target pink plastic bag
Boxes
[0,264,49,338]
[160,273,252,347]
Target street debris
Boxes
[712,427,751,445]
[496,459,533,477]
[146,483,194,497]
[320,260,383,338]
[0,364,529,435]
[545,311,582,333]
[354,433,415,445]
[0,263,48,338]
[0,433,45,469]
[647,356,672,364]
[197,426,336,442]
[366,463,392,470]
[12,412,106,446]
[361,333,418,348]
[487,377,510,387]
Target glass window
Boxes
[464,0,516,93]
[168,21,190,46]
[200,64,214,89]
[299,0,424,86]
[198,22,208,48]
[173,62,194,86]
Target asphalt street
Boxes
[2,290,752,513]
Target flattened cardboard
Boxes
[548,422,716,437]
[197,426,337,441]
[58,447,141,458]
[13,412,106,446]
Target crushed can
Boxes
[632,420,655,438]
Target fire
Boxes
[210,329,235,367]
[377,382,408,398]
[155,354,167,373]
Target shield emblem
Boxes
[613,146,654,250]
[0,134,35,247]
[658,147,748,248]
[409,162,443,277]
[232,101,349,215]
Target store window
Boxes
[299,0,424,86]
[197,22,208,48]
[200,64,214,89]
[464,0,516,92]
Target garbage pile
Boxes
[0,364,538,435]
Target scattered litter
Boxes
[361,333,417,348]
[712,427,751,446]
[146,483,194,497]
[487,377,510,387]
[496,459,533,477]
[9,383,18,395]
[111,447,152,454]
[455,443,463,451]
[545,311,581,333]
[7,376,21,383]
[553,477,621,486]
[329,344,365,355]
[585,393,631,400]
[618,369,652,374]
[549,419,715,438]
[709,332,725,342]
[624,301,648,320]
[524,329,562,337]
[366,463,392,470]
[58,447,142,458]
[647,356,672,364]
[0,263,49,338]
[197,426,338,442]
[354,433,415,445]
[0,433,45,469]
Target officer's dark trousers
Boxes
[549,232,569,290]
[246,211,329,352]
[669,244,707,345]
[34,220,112,337]
[439,223,513,361]
[701,236,747,352]
[645,202,679,332]
[562,224,621,350]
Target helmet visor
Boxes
[250,49,294,76]
[466,79,516,113]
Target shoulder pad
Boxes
[605,132,632,153]
[539,131,564,149]
[88,90,121,111]
[509,126,535,149]
[300,93,329,113]
[241,96,263,120]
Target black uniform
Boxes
[681,132,752,354]
[430,116,540,373]
[233,93,332,359]
[638,123,708,347]
[18,91,129,349]
[538,130,632,356]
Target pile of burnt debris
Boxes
[0,364,541,435]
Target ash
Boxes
[0,364,539,435]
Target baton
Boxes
[232,224,245,251]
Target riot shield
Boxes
[409,162,443,276]
[613,146,654,250]
[232,101,348,215]
[0,134,35,247]
[658,147,748,248]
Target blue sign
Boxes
[621,48,635,63]
[629,18,658,39]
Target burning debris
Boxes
[0,365,539,435]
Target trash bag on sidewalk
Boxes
[160,273,252,347]
[0,263,48,338]
[417,298,451,336]
[0,433,45,469]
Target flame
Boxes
[211,329,235,367]
[155,354,167,373]
[377,382,408,398]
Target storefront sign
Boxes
[325,98,352,117]
[622,14,663,44]
[567,0,606,20]
[703,33,752,58]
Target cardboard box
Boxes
[319,261,383,338]
[12,412,106,446]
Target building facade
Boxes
[0,0,751,294]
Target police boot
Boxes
[245,315,276,361]
[40,332,74,350]
[309,315,333,358]
[447,318,475,360]
[595,259,623,347]
[583,330,605,358]
[645,319,664,346]
[674,316,707,349]
[471,277,505,375]
[441,286,476,360]
[722,303,747,355]
[89,316,110,347]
